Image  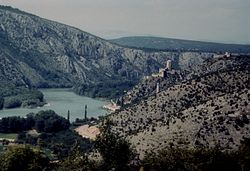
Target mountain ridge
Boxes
[0,6,215,99]
[111,36,250,53]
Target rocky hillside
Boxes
[121,70,187,105]
[110,55,250,158]
[0,6,215,98]
[120,52,226,105]
[0,51,44,109]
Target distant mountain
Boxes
[111,36,250,53]
[110,55,250,157]
[0,6,215,99]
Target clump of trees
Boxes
[0,145,50,171]
[0,110,91,160]
[3,97,22,108]
[52,142,98,171]
[0,116,31,133]
[94,119,135,171]
[74,79,136,99]
[142,141,250,171]
[0,110,70,133]
[0,82,44,109]
[3,90,44,109]
[33,110,70,133]
[17,129,93,159]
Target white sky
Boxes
[0,0,249,44]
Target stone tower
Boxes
[166,60,172,70]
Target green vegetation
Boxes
[74,79,137,99]
[0,116,31,133]
[1,116,250,171]
[0,82,41,99]
[17,129,92,159]
[0,82,44,109]
[52,146,97,171]
[0,110,69,133]
[0,145,50,171]
[0,110,90,159]
[3,90,44,108]
[94,119,135,171]
[52,118,135,171]
[142,143,250,171]
[3,98,22,108]
[33,110,70,133]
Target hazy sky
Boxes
[0,0,249,44]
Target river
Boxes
[0,88,108,122]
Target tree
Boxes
[239,138,250,171]
[94,119,135,171]
[142,147,240,171]
[0,97,4,109]
[34,110,70,133]
[0,110,70,133]
[0,145,50,171]
[53,141,98,171]
[67,110,70,122]
[84,105,87,120]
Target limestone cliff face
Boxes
[0,6,213,91]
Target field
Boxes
[0,133,17,140]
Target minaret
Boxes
[67,110,70,122]
[156,82,160,93]
[84,105,87,120]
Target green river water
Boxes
[0,88,108,122]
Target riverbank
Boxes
[102,102,121,112]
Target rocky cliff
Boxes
[0,6,214,98]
